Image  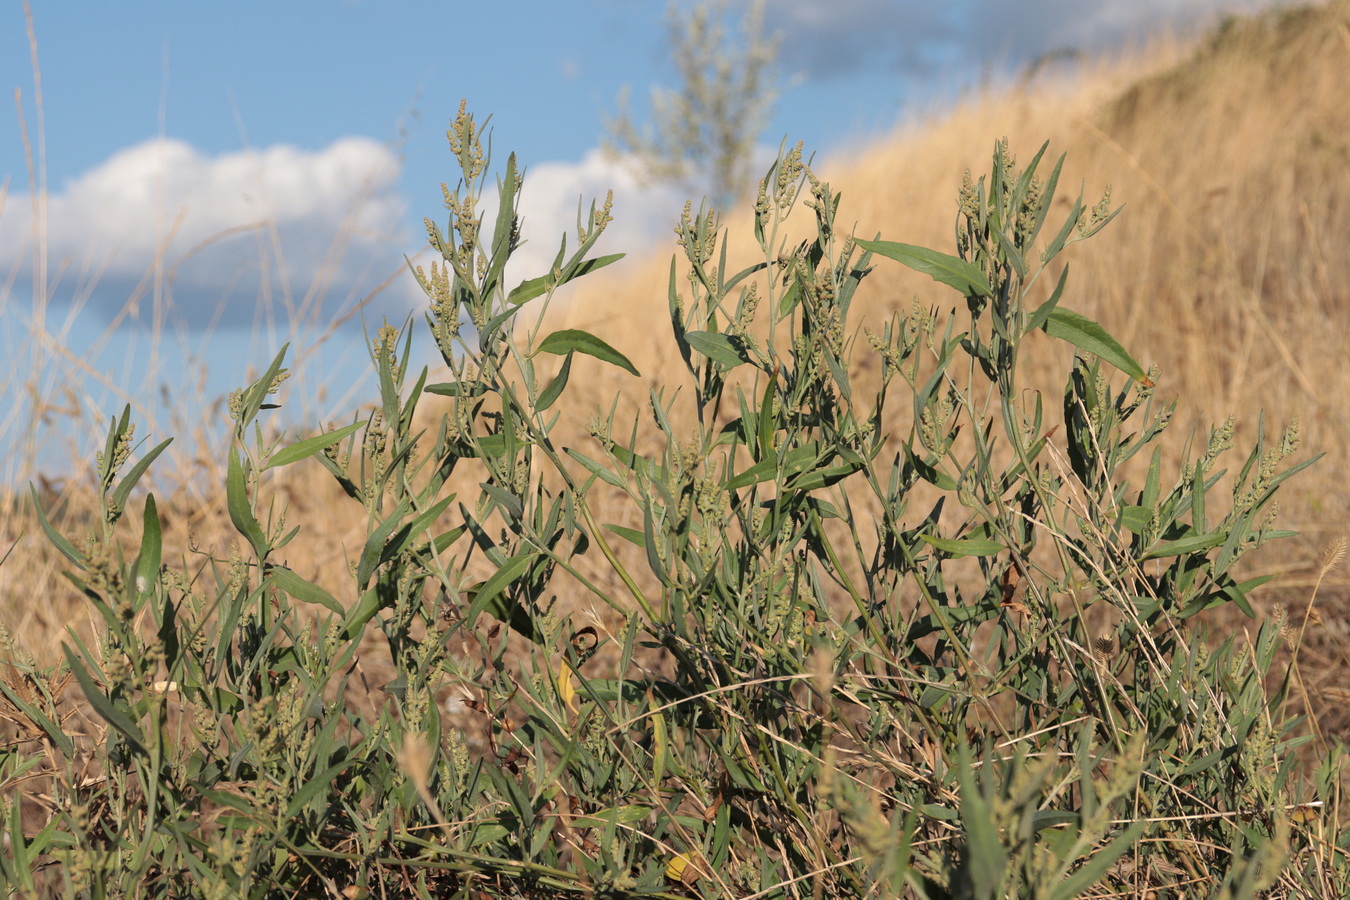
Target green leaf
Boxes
[507,274,553,309]
[28,484,85,569]
[1142,530,1226,560]
[565,448,628,489]
[724,456,778,491]
[684,331,753,368]
[1026,264,1069,333]
[921,803,960,822]
[473,433,511,459]
[267,565,343,615]
[536,350,573,413]
[757,375,776,461]
[468,553,536,625]
[724,444,820,491]
[603,523,646,548]
[532,328,639,376]
[1191,461,1207,534]
[286,757,357,817]
[481,152,519,298]
[134,493,162,596]
[365,494,456,583]
[1118,506,1151,533]
[642,502,671,587]
[356,498,412,588]
[786,460,864,492]
[226,448,269,560]
[265,422,362,470]
[506,253,625,306]
[5,797,29,888]
[112,438,173,513]
[904,443,957,491]
[1048,821,1144,900]
[424,381,487,398]
[236,345,290,427]
[957,743,1006,899]
[920,535,1004,557]
[1043,307,1149,383]
[341,586,384,642]
[63,645,148,758]
[855,238,993,298]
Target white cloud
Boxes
[0,135,802,339]
[502,148,691,288]
[0,136,419,330]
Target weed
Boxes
[4,100,1342,898]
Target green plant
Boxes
[6,104,1342,898]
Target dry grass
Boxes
[6,0,1350,752]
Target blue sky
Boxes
[1,0,1281,483]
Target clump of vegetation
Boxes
[2,100,1342,898]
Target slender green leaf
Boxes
[268,565,343,615]
[565,448,628,489]
[1049,822,1144,900]
[1118,506,1151,534]
[1142,530,1227,560]
[642,502,671,586]
[237,345,290,427]
[532,328,639,376]
[63,646,148,758]
[356,498,411,588]
[757,375,776,461]
[724,456,777,491]
[1043,307,1149,383]
[112,437,172,512]
[286,757,357,817]
[855,238,993,298]
[507,253,625,306]
[6,797,29,889]
[786,460,864,492]
[424,381,487,398]
[957,743,1006,899]
[536,350,573,412]
[468,553,536,624]
[920,535,1005,557]
[28,484,85,569]
[265,422,363,470]
[341,586,384,642]
[1026,264,1069,333]
[603,523,646,548]
[226,448,268,560]
[0,679,75,756]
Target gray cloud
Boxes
[759,0,1285,82]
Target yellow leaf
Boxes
[665,853,701,885]
[557,659,578,713]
